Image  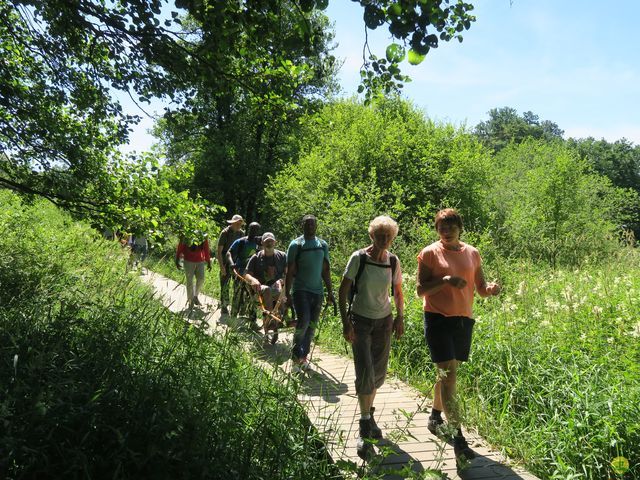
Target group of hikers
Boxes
[173,209,501,464]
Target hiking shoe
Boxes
[356,418,374,460]
[453,435,476,461]
[427,415,444,436]
[369,407,382,439]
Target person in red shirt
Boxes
[175,235,212,308]
[416,208,500,463]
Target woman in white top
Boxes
[338,215,404,459]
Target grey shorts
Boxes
[351,313,393,395]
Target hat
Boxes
[226,214,244,224]
[262,232,276,242]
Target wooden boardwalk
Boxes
[141,270,539,480]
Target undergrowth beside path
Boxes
[0,191,338,480]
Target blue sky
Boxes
[122,0,640,152]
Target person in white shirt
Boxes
[338,215,404,460]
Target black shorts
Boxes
[423,312,475,363]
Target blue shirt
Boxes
[287,236,329,295]
[229,237,258,274]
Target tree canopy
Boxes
[1,0,477,234]
[474,107,564,152]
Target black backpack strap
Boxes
[389,253,397,297]
[352,252,398,298]
[294,238,325,269]
[294,237,303,266]
[351,250,368,298]
[347,250,368,317]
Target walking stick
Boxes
[232,268,284,326]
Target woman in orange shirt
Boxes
[416,208,500,462]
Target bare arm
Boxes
[216,244,226,274]
[322,259,335,304]
[285,261,296,300]
[475,265,501,297]
[243,272,261,291]
[338,276,355,342]
[416,260,466,297]
[338,276,352,324]
[392,279,405,339]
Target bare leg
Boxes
[435,360,460,428]
[358,389,377,417]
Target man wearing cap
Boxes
[244,232,287,343]
[216,214,245,315]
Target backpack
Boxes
[347,250,398,317]
[293,237,326,271]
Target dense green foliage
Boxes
[474,107,564,152]
[264,98,490,265]
[0,190,338,479]
[264,99,636,270]
[2,0,475,228]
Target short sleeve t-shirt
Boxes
[218,226,244,255]
[417,241,482,318]
[229,237,258,274]
[287,236,329,295]
[246,250,287,286]
[344,250,402,319]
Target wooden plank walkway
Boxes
[141,270,539,480]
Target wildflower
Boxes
[516,281,525,296]
[592,306,603,315]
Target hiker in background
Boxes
[339,215,404,460]
[128,231,149,272]
[285,214,334,372]
[227,222,262,325]
[416,208,501,463]
[226,222,262,276]
[244,232,287,343]
[176,233,212,308]
[216,214,245,315]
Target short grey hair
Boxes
[368,215,399,239]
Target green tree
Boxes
[154,6,338,221]
[263,97,492,264]
[1,0,476,225]
[485,139,636,266]
[474,107,564,152]
[568,137,640,238]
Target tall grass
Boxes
[316,247,640,479]
[0,191,339,479]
